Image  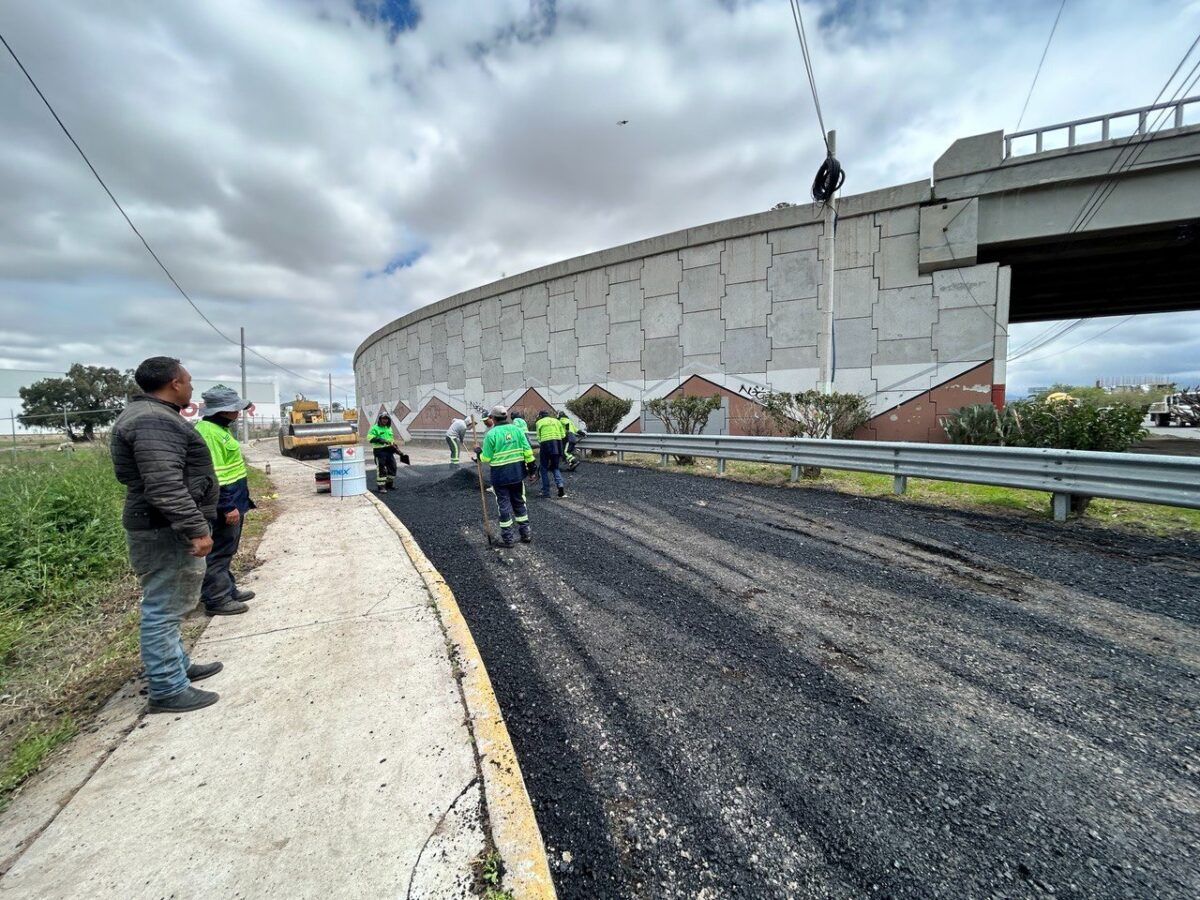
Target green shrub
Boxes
[644,394,722,465]
[762,390,871,440]
[939,403,1021,446]
[1009,399,1146,453]
[565,394,632,433]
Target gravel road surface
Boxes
[381,458,1199,899]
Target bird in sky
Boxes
[616,119,629,126]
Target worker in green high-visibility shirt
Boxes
[367,412,402,492]
[195,385,256,617]
[479,405,536,547]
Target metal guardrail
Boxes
[1004,95,1199,158]
[575,432,1200,522]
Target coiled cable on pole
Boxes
[811,155,844,203]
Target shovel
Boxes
[471,420,496,546]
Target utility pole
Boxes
[10,409,17,463]
[63,406,70,440]
[240,326,249,442]
[818,129,838,398]
[328,373,333,417]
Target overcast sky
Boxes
[1,0,1198,405]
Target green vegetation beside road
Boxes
[600,452,1200,536]
[0,447,276,810]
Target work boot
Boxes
[558,486,566,498]
[186,661,223,682]
[540,492,550,499]
[206,598,249,616]
[520,531,532,544]
[233,588,255,602]
[148,686,219,714]
[501,538,514,549]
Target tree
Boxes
[18,364,134,441]
[644,394,722,465]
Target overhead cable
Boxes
[0,31,353,394]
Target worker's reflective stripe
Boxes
[483,449,528,465]
[498,518,513,528]
[514,514,529,523]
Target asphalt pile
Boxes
[384,463,1200,899]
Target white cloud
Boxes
[0,0,1197,402]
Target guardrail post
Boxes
[716,458,726,475]
[893,475,907,495]
[789,465,800,482]
[660,453,669,466]
[617,450,624,462]
[1051,492,1070,522]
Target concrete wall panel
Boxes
[607,280,644,324]
[876,233,933,290]
[607,321,643,364]
[445,308,464,336]
[722,326,770,372]
[642,253,682,297]
[643,337,683,379]
[875,286,937,340]
[934,307,996,362]
[833,318,877,369]
[577,345,609,381]
[767,250,820,301]
[547,290,577,333]
[768,224,821,254]
[767,298,820,348]
[680,242,722,269]
[462,313,482,348]
[481,326,502,361]
[680,264,724,312]
[523,317,550,353]
[576,306,609,346]
[501,339,524,372]
[576,270,608,308]
[874,337,932,366]
[642,294,682,339]
[520,284,549,319]
[607,259,641,284]
[499,302,523,340]
[835,215,880,269]
[834,267,878,318]
[722,280,771,330]
[525,351,550,386]
[933,263,998,310]
[549,330,578,367]
[680,309,725,356]
[722,234,771,285]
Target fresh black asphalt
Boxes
[381,458,1199,899]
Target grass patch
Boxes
[0,447,279,810]
[473,850,514,900]
[599,452,1200,536]
[0,717,76,812]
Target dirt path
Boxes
[383,460,1200,899]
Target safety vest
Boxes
[558,416,577,436]
[195,419,248,487]
[535,415,566,442]
[479,423,534,485]
[367,424,395,447]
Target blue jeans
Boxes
[539,440,564,495]
[126,527,206,700]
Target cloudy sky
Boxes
[1,0,1198,405]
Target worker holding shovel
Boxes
[367,412,407,493]
[478,405,536,547]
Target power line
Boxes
[788,0,830,155]
[0,31,353,395]
[1017,315,1135,365]
[1014,0,1068,132]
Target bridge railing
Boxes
[574,432,1200,523]
[1004,95,1200,158]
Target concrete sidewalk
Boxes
[0,448,527,898]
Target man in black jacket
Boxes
[111,357,224,713]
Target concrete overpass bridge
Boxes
[930,96,1200,324]
[355,96,1200,443]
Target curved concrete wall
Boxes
[355,180,1009,441]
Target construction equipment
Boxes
[471,419,496,546]
[278,399,359,459]
[1148,390,1200,427]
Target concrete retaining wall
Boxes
[356,185,1009,440]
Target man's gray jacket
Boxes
[111,395,218,538]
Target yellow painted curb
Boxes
[367,494,557,899]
